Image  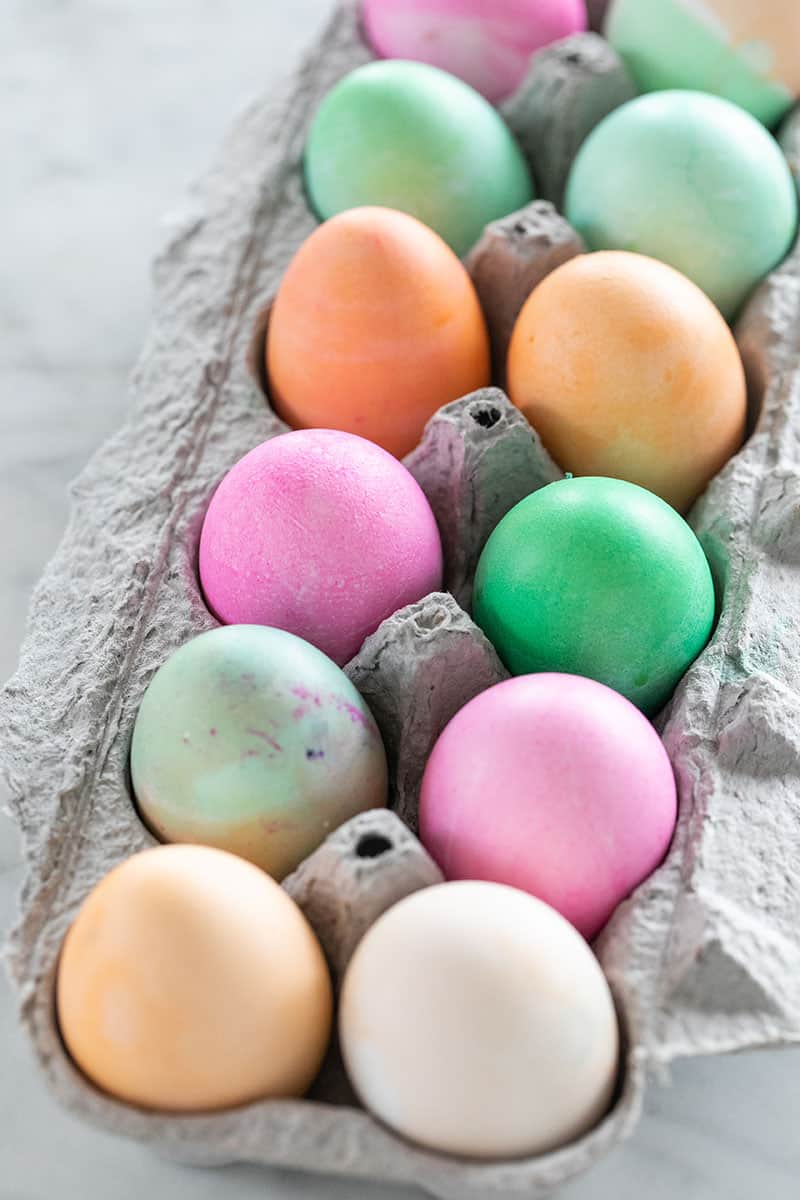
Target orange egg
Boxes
[506,251,747,511]
[56,845,332,1111]
[266,206,491,458]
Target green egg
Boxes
[564,90,798,319]
[605,0,795,128]
[304,59,534,257]
[130,625,388,879]
[472,477,715,715]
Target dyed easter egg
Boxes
[472,476,715,715]
[267,208,490,458]
[339,881,619,1157]
[304,61,534,256]
[130,625,388,878]
[565,91,798,318]
[362,0,588,103]
[57,845,333,1110]
[199,430,443,665]
[506,251,747,512]
[606,0,800,127]
[419,675,677,939]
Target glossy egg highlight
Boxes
[267,208,490,458]
[57,845,333,1111]
[565,91,797,318]
[199,429,443,665]
[339,881,620,1157]
[420,674,677,939]
[362,0,588,103]
[304,61,534,257]
[130,625,388,878]
[507,251,747,511]
[606,0,800,127]
[473,476,715,715]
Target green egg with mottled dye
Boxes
[304,59,534,258]
[130,625,388,879]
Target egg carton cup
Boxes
[3,3,800,1196]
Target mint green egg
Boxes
[130,625,388,879]
[605,0,794,128]
[304,60,534,257]
[472,477,715,715]
[565,90,798,319]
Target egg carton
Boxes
[3,3,800,1196]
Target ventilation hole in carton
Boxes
[471,405,502,429]
[355,834,393,859]
[414,605,447,632]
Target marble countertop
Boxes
[1,3,798,1197]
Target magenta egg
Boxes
[362,0,588,103]
[199,429,443,666]
[419,673,677,939]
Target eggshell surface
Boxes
[304,61,534,257]
[57,845,333,1111]
[506,251,747,511]
[339,881,619,1157]
[199,429,443,665]
[362,0,588,103]
[565,91,797,319]
[606,0,800,127]
[473,476,715,715]
[266,208,490,458]
[419,674,677,939]
[130,625,388,878]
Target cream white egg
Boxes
[339,880,619,1159]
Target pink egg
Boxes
[362,0,588,103]
[199,429,443,666]
[419,673,677,939]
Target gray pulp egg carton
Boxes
[3,2,800,1196]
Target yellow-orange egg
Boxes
[507,251,747,511]
[266,206,491,458]
[56,845,332,1111]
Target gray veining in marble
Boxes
[1,2,799,1197]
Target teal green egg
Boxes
[130,625,388,879]
[304,59,534,257]
[472,477,715,715]
[564,90,798,319]
[605,0,797,128]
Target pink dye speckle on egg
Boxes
[362,0,588,103]
[419,673,677,940]
[199,430,443,666]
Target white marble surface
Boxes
[1,3,799,1197]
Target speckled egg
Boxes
[419,674,677,939]
[266,207,490,458]
[564,90,798,318]
[472,476,715,715]
[339,881,619,1157]
[130,625,388,878]
[199,429,443,665]
[362,0,588,103]
[506,251,747,512]
[606,0,800,127]
[304,60,534,257]
[57,845,333,1111]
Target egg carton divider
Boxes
[3,3,800,1197]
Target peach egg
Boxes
[56,845,333,1111]
[266,206,491,458]
[506,251,747,511]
